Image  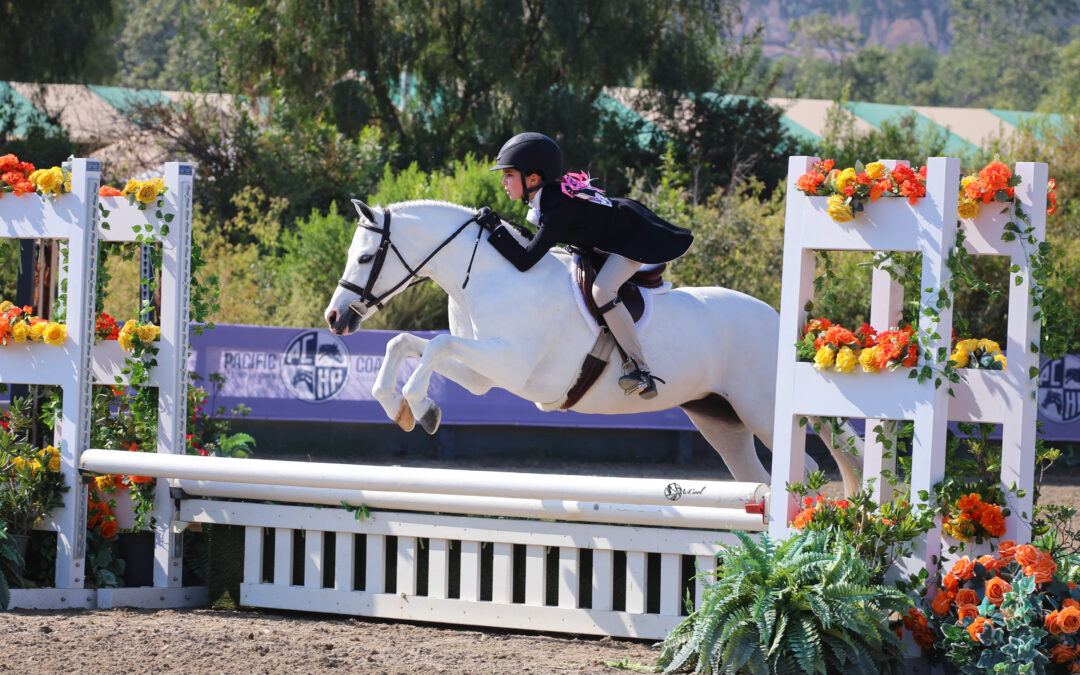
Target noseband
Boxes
[337,207,483,318]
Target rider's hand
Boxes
[476,206,501,232]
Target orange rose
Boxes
[1046,610,1063,635]
[931,590,952,616]
[903,608,929,631]
[984,577,1012,606]
[976,554,999,573]
[1051,644,1076,664]
[1060,606,1080,634]
[796,172,826,195]
[101,520,117,539]
[979,505,1006,537]
[942,573,960,596]
[957,605,979,622]
[967,617,991,643]
[950,556,975,582]
[1066,599,1080,610]
[913,627,936,650]
[956,493,983,515]
[998,540,1017,562]
[1015,544,1040,567]
[979,161,1012,194]
[955,588,979,607]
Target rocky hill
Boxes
[740,0,952,57]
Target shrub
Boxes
[657,530,907,675]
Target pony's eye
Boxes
[358,254,374,264]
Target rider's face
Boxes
[501,169,540,201]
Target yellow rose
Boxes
[835,346,857,373]
[950,347,969,368]
[43,321,66,346]
[122,178,141,196]
[119,332,134,351]
[135,181,159,204]
[833,167,858,192]
[11,321,29,342]
[95,474,116,491]
[48,454,61,472]
[121,319,138,336]
[979,339,1001,354]
[150,177,165,193]
[137,324,160,342]
[961,175,978,191]
[858,346,879,373]
[957,339,980,352]
[813,346,835,370]
[33,167,65,194]
[0,301,12,312]
[826,195,854,223]
[994,354,1007,370]
[29,321,47,341]
[958,198,979,220]
[865,162,886,180]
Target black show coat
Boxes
[487,187,694,272]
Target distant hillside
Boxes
[740,0,951,56]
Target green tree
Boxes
[195,0,769,181]
[111,0,210,90]
[934,0,1080,109]
[0,1,117,83]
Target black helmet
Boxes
[490,132,562,203]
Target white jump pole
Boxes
[175,479,767,531]
[80,448,768,510]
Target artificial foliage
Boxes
[656,530,907,675]
[0,523,24,610]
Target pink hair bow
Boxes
[560,171,612,207]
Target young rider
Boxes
[483,132,693,399]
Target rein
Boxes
[338,207,482,318]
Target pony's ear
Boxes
[352,199,376,224]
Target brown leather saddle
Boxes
[574,249,666,326]
[561,251,667,409]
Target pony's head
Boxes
[325,199,411,335]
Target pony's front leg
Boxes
[373,333,430,431]
[402,334,524,434]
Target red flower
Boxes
[892,165,916,183]
[899,179,926,205]
[99,185,123,197]
[814,159,835,173]
[1047,178,1058,216]
[797,171,826,195]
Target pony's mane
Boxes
[387,199,533,246]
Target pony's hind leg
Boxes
[680,395,770,485]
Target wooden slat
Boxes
[273,528,293,586]
[304,531,323,589]
[659,554,680,616]
[396,537,416,596]
[428,539,449,600]
[557,547,578,609]
[334,532,353,591]
[491,542,512,604]
[625,552,646,614]
[243,527,263,585]
[524,545,544,606]
[460,540,481,603]
[592,549,613,612]
[365,534,385,593]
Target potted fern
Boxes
[657,530,908,674]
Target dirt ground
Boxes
[3,459,1080,674]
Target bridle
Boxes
[337,207,483,318]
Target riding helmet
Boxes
[490,132,562,202]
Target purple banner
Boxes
[190,324,693,429]
[187,324,1080,440]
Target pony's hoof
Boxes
[395,399,416,432]
[419,403,442,435]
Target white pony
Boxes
[325,199,861,493]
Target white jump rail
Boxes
[770,157,1045,570]
[79,447,768,638]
